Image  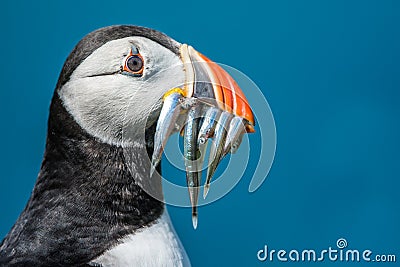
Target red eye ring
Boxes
[123,48,144,75]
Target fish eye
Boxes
[123,47,144,76]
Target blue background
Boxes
[1,0,399,266]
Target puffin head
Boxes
[55,25,255,227]
[57,26,184,145]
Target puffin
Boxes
[0,25,255,267]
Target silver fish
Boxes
[195,106,220,174]
[150,91,184,177]
[230,132,244,154]
[184,106,202,229]
[151,92,250,228]
[204,111,233,198]
[224,116,246,154]
[198,106,220,145]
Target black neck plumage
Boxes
[0,93,163,266]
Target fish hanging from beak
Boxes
[151,44,255,229]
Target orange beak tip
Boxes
[246,124,256,133]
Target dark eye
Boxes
[126,55,143,72]
[123,51,144,76]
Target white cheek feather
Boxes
[90,211,191,267]
[59,36,185,146]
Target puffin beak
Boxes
[180,44,255,132]
[151,44,255,229]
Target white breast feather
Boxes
[90,211,191,267]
